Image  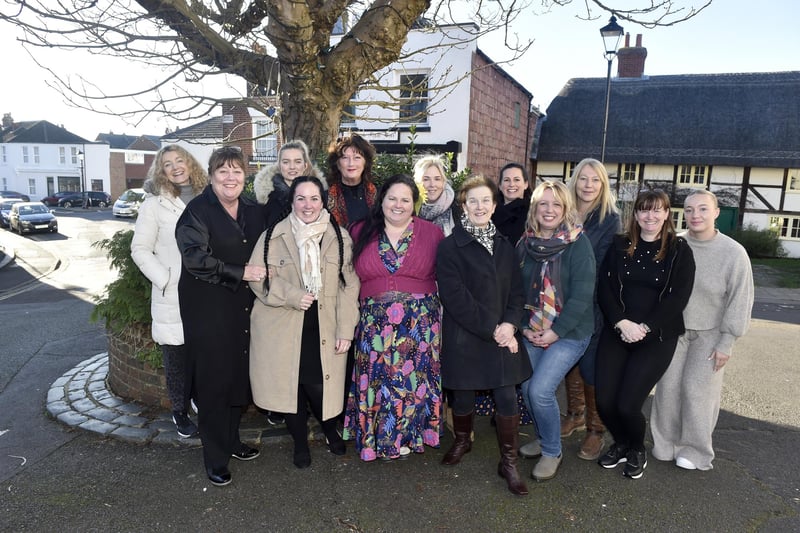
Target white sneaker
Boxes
[675,456,697,470]
[519,440,542,458]
[399,446,412,457]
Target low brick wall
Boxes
[107,332,170,410]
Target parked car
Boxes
[0,190,31,202]
[41,191,74,207]
[8,201,58,234]
[57,191,112,208]
[112,188,146,218]
[0,198,24,228]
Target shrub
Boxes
[733,224,786,258]
[90,229,162,367]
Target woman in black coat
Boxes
[491,162,531,246]
[176,147,267,487]
[436,175,532,496]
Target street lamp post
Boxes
[78,149,87,208]
[599,15,624,163]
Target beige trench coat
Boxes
[248,217,360,420]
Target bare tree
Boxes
[0,0,710,155]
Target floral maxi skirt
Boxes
[343,293,442,461]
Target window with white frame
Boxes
[770,216,800,240]
[1,145,6,163]
[253,121,278,163]
[672,208,687,231]
[59,147,66,164]
[22,146,29,163]
[399,73,429,124]
[788,169,800,192]
[28,178,36,195]
[33,146,40,164]
[71,147,79,164]
[565,161,578,180]
[620,163,639,182]
[678,164,708,187]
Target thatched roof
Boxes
[537,71,800,168]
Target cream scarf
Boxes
[289,210,329,297]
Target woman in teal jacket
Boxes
[518,180,596,482]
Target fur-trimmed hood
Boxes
[253,162,327,204]
[142,178,158,196]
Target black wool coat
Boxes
[175,186,266,407]
[436,225,532,390]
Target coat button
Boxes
[244,329,249,334]
[325,374,330,380]
[321,339,326,345]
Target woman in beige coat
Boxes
[248,176,360,468]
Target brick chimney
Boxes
[617,34,647,78]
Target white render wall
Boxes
[0,142,110,201]
[346,25,476,171]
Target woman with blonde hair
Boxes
[131,144,207,438]
[650,189,752,471]
[414,154,458,236]
[253,140,327,227]
[517,180,596,481]
[548,159,621,461]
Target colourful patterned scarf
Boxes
[519,224,583,331]
[327,181,377,228]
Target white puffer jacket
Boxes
[130,187,188,346]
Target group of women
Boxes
[132,136,752,490]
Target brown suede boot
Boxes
[561,366,586,437]
[442,412,473,465]
[495,414,529,496]
[578,384,605,461]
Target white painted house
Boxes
[0,114,110,201]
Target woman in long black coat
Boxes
[436,175,532,496]
[176,147,267,487]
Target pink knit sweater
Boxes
[353,217,444,300]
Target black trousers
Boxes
[199,404,242,473]
[595,329,678,453]
[283,384,338,452]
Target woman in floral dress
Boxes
[343,174,445,461]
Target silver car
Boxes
[112,188,146,218]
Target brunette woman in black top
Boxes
[595,190,695,480]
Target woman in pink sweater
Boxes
[343,174,445,462]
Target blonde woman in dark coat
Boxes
[437,175,531,496]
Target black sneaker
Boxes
[265,411,285,426]
[623,449,647,479]
[172,411,198,438]
[598,443,629,469]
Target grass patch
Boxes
[751,258,800,288]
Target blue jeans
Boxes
[521,336,591,457]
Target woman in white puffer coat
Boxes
[131,144,208,438]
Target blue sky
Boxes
[2,0,798,140]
